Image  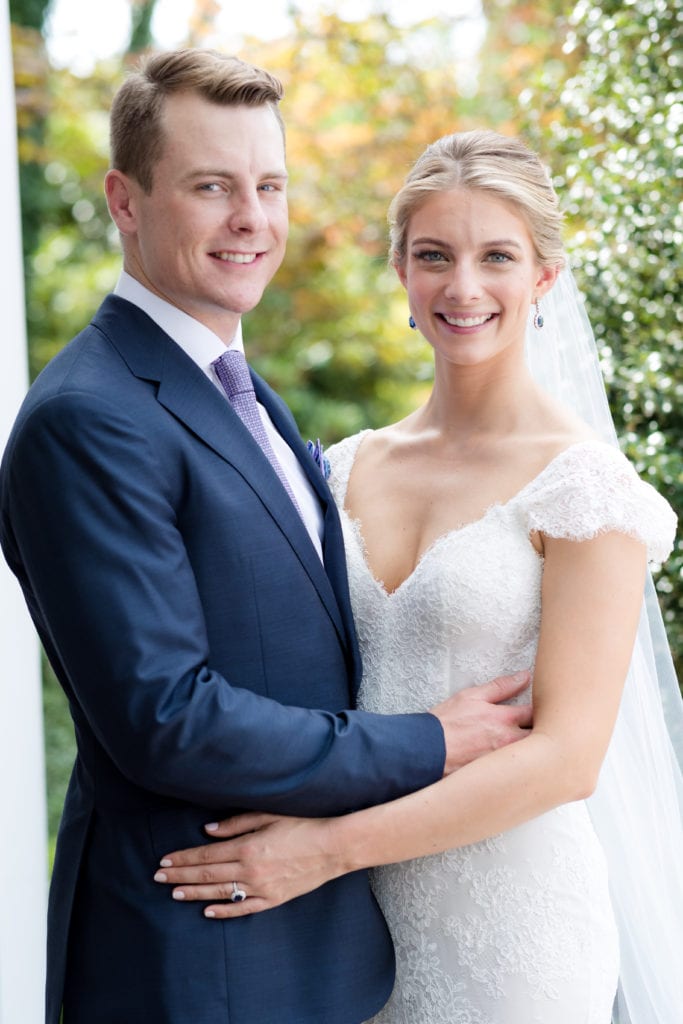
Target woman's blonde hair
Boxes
[389,129,565,268]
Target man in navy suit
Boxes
[0,49,531,1023]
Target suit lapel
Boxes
[95,296,349,650]
[253,372,362,694]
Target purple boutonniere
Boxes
[306,438,331,480]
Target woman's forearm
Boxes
[329,729,590,875]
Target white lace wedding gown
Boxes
[327,433,676,1024]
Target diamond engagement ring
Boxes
[230,882,247,903]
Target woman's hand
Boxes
[153,812,346,918]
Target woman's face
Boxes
[396,187,557,369]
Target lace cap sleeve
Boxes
[524,442,677,564]
[326,430,371,507]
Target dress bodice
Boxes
[328,432,675,715]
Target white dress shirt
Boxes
[114,272,324,559]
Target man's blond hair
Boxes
[110,48,284,193]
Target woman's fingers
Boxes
[156,813,284,872]
[155,865,291,915]
[158,837,248,870]
[154,823,283,898]
[171,880,244,903]
[204,896,272,919]
[155,815,339,915]
[154,858,240,890]
[204,812,280,838]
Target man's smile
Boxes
[211,251,259,263]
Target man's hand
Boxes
[431,671,532,774]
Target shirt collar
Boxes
[114,271,244,378]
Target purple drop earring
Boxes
[409,316,417,329]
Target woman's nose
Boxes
[443,262,483,304]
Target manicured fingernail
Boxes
[205,909,216,918]
[159,858,172,867]
[172,889,185,900]
[205,822,218,832]
[154,871,167,882]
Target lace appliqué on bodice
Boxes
[327,434,676,1024]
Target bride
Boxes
[155,131,683,1023]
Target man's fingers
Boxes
[476,670,530,702]
[511,703,533,729]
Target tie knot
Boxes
[212,349,254,401]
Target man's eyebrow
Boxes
[183,168,289,182]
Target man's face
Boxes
[107,92,289,343]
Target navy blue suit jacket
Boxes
[0,296,445,1024]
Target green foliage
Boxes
[42,657,76,839]
[129,0,159,53]
[9,0,51,30]
[25,62,121,376]
[12,6,54,262]
[516,0,683,674]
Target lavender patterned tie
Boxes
[212,349,303,517]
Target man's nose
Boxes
[227,189,268,232]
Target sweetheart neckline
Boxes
[337,436,615,598]
[342,498,534,598]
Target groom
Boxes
[0,49,531,1023]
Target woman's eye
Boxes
[415,250,446,263]
[486,251,513,262]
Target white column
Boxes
[0,2,48,1021]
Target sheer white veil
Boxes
[526,267,683,1023]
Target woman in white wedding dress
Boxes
[156,132,683,1023]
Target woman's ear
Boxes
[534,263,561,299]
[394,256,408,289]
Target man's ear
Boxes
[534,263,560,299]
[105,169,139,236]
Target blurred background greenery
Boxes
[10,0,682,845]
